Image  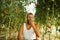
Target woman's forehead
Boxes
[28,15,34,17]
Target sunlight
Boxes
[24,0,37,16]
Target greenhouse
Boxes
[0,0,60,40]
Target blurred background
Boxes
[0,0,60,40]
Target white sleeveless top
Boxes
[23,23,36,40]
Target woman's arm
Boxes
[35,24,40,40]
[36,24,40,39]
[18,25,23,40]
[32,23,40,38]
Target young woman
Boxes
[18,13,40,40]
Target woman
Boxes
[18,13,40,40]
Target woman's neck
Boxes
[26,23,32,30]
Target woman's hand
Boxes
[30,21,40,38]
[30,20,35,27]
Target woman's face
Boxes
[27,14,34,22]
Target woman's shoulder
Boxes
[19,23,26,29]
[19,24,24,30]
[20,23,26,27]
